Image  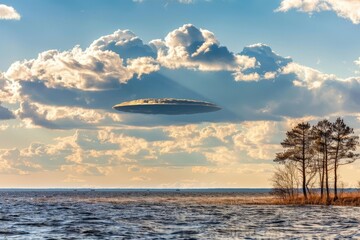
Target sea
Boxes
[0,189,360,239]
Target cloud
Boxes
[240,43,292,76]
[89,29,156,60]
[0,73,16,120]
[178,0,193,3]
[232,121,282,160]
[133,0,194,3]
[355,57,360,67]
[276,0,360,24]
[191,166,223,174]
[0,121,285,174]
[0,104,15,120]
[4,24,360,128]
[16,101,122,129]
[5,29,160,91]
[1,116,360,178]
[126,57,160,78]
[0,4,20,20]
[6,47,146,90]
[150,24,256,77]
[60,164,112,176]
[281,62,337,89]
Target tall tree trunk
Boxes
[325,139,330,203]
[302,160,307,199]
[321,152,325,199]
[302,131,307,200]
[333,140,340,201]
[334,164,338,201]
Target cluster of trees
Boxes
[273,118,359,202]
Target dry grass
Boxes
[271,191,360,206]
[29,192,360,206]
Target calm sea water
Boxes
[0,189,360,239]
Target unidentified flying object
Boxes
[113,98,221,115]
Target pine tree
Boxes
[331,118,359,201]
[275,122,313,199]
[312,119,333,202]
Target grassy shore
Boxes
[271,192,360,206]
[22,190,360,206]
[93,192,360,206]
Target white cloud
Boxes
[281,62,337,88]
[133,0,194,3]
[178,0,193,3]
[233,72,260,81]
[16,101,122,129]
[264,71,277,79]
[0,4,20,20]
[233,121,282,160]
[89,29,156,59]
[131,176,151,182]
[355,57,360,67]
[276,0,360,24]
[6,47,136,90]
[126,57,160,78]
[4,24,360,128]
[60,164,112,176]
[150,24,256,76]
[90,29,141,50]
[6,29,160,91]
[283,115,318,129]
[191,166,223,174]
[0,72,19,104]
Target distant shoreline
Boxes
[0,188,272,193]
[1,189,359,207]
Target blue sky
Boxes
[1,0,360,77]
[1,0,360,187]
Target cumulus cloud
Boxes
[5,29,160,91]
[0,4,20,20]
[4,24,360,128]
[89,29,156,60]
[150,24,256,78]
[16,101,122,129]
[276,0,360,24]
[126,57,160,78]
[240,43,292,76]
[6,47,138,90]
[281,62,337,88]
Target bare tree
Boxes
[271,162,299,199]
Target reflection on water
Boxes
[0,190,359,239]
